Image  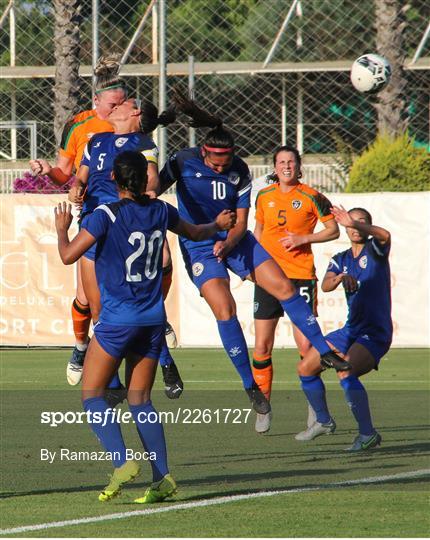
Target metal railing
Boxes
[0,163,346,194]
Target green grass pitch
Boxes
[0,348,429,537]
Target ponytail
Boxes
[172,87,235,151]
[139,100,176,134]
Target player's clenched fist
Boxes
[29,159,51,176]
[215,209,236,231]
[54,202,73,232]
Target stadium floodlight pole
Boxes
[410,20,430,65]
[119,0,157,69]
[188,55,196,147]
[262,0,299,68]
[158,0,167,167]
[92,0,99,99]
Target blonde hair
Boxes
[94,54,127,95]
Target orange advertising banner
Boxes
[0,194,179,346]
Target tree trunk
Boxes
[53,0,82,146]
[374,0,409,138]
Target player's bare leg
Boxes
[127,352,176,504]
[162,240,177,348]
[249,259,350,372]
[80,256,101,322]
[81,256,126,407]
[67,260,91,385]
[160,239,183,398]
[81,337,139,502]
[81,336,121,400]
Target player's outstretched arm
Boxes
[331,205,390,245]
[171,210,236,242]
[54,202,96,264]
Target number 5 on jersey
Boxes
[278,209,287,226]
[97,153,107,171]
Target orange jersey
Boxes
[59,109,113,170]
[255,182,333,279]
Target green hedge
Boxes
[346,134,430,192]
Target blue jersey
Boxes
[160,147,252,250]
[81,198,179,326]
[81,132,158,214]
[327,238,392,342]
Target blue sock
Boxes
[159,337,173,367]
[129,401,169,482]
[281,292,330,355]
[217,316,254,389]
[340,375,374,436]
[107,372,122,389]
[299,375,331,424]
[83,397,126,467]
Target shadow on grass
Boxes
[4,463,428,502]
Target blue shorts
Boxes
[94,322,164,360]
[180,231,272,290]
[325,327,391,367]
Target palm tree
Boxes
[53,0,82,145]
[374,0,409,137]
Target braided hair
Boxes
[94,54,127,96]
[112,151,149,205]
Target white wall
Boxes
[177,192,430,348]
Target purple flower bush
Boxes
[13,171,74,193]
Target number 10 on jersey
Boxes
[211,181,226,200]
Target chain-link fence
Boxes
[1,0,429,186]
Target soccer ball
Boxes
[350,54,391,94]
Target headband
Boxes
[203,145,234,154]
[95,83,126,95]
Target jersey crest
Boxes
[228,172,240,185]
[359,255,368,269]
[115,137,129,148]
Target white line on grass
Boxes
[2,379,428,385]
[1,469,428,536]
[182,379,429,384]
